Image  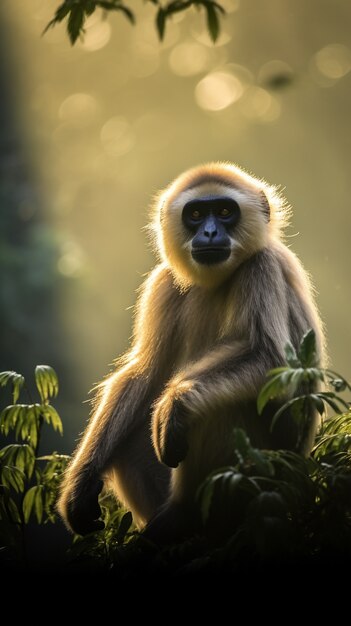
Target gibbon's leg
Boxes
[106,419,170,528]
[58,265,180,535]
[58,366,168,535]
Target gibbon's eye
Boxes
[191,209,202,220]
[218,207,232,218]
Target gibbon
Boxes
[58,162,325,540]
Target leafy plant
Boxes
[44,0,226,45]
[0,366,70,565]
[68,494,134,568]
[0,365,134,569]
[257,329,350,449]
[192,330,351,567]
[1,333,351,574]
[195,419,351,566]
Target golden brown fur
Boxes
[58,162,325,540]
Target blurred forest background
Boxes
[0,0,350,455]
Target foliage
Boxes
[257,329,350,450]
[195,421,351,568]
[1,333,351,574]
[45,0,226,45]
[0,366,70,565]
[68,494,134,569]
[0,365,134,569]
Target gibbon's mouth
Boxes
[191,247,231,265]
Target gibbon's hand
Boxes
[65,475,105,536]
[153,398,189,468]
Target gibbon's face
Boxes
[155,163,282,289]
[182,195,240,266]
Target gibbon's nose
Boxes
[203,217,218,241]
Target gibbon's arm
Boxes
[58,264,180,534]
[152,248,293,467]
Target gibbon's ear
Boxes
[260,190,270,222]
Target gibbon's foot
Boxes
[66,477,105,535]
[155,398,189,468]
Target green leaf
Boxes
[20,445,36,478]
[233,428,251,457]
[35,366,59,404]
[0,443,18,463]
[318,394,348,415]
[257,373,287,414]
[204,2,220,42]
[0,405,25,436]
[156,8,166,40]
[42,0,72,34]
[68,6,85,44]
[0,371,25,405]
[23,485,44,523]
[99,2,135,23]
[85,0,96,16]
[12,374,24,404]
[11,405,40,447]
[116,511,133,543]
[309,394,325,416]
[7,498,22,524]
[325,369,351,392]
[197,469,230,522]
[267,367,291,376]
[23,486,37,523]
[248,448,275,477]
[29,413,39,449]
[42,405,63,435]
[330,378,347,392]
[0,444,35,478]
[37,453,70,463]
[0,371,16,387]
[298,329,317,367]
[114,5,135,24]
[1,466,25,493]
[270,396,307,431]
[284,342,301,367]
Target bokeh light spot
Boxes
[195,72,243,111]
[58,93,98,127]
[241,86,280,122]
[57,241,86,278]
[314,44,351,79]
[169,42,209,76]
[100,116,135,157]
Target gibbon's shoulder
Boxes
[141,262,174,288]
[138,262,184,302]
[238,244,285,279]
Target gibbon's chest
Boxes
[177,285,239,366]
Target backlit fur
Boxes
[58,162,325,542]
[151,162,289,289]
